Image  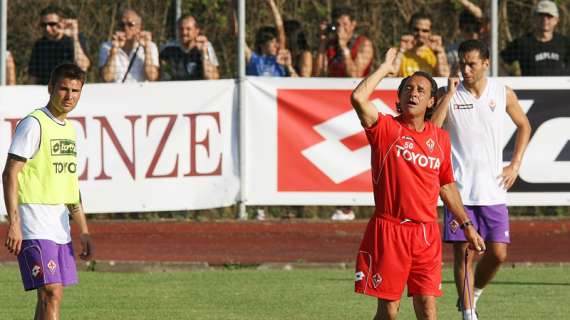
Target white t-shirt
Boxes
[98,40,160,83]
[8,108,72,244]
[443,79,507,205]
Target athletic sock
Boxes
[463,309,478,320]
[473,287,484,309]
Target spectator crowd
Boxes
[3,1,569,86]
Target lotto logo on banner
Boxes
[277,89,398,191]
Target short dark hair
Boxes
[458,39,489,60]
[49,63,86,87]
[40,4,64,18]
[254,26,277,53]
[459,10,481,34]
[409,12,431,29]
[331,5,354,21]
[397,71,438,119]
[178,14,199,28]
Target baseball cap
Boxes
[534,0,559,17]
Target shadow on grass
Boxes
[442,280,570,286]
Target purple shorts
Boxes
[17,239,78,291]
[443,204,510,244]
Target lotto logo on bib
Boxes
[277,89,397,191]
[50,139,76,156]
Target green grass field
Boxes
[0,265,568,319]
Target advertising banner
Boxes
[245,77,570,206]
[0,80,239,213]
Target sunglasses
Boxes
[119,21,137,28]
[41,21,59,27]
[413,27,431,33]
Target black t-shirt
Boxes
[501,33,570,76]
[28,35,89,85]
[159,45,205,81]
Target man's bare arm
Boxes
[6,53,16,85]
[73,37,91,71]
[351,48,399,128]
[344,39,374,77]
[100,48,119,82]
[67,200,93,260]
[431,77,460,127]
[2,156,26,255]
[267,0,286,50]
[501,86,532,189]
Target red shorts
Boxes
[354,215,442,300]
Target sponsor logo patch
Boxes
[449,219,460,234]
[453,103,473,110]
[32,265,42,278]
[372,273,382,288]
[50,139,76,156]
[355,271,365,282]
[47,260,57,273]
[395,145,441,170]
[426,138,435,152]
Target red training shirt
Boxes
[365,112,454,222]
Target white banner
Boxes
[2,77,569,212]
[0,80,239,213]
[245,76,570,206]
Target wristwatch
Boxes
[460,220,473,230]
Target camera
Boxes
[326,24,337,33]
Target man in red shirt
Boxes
[314,5,373,77]
[351,48,485,320]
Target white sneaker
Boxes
[331,209,355,221]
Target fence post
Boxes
[0,0,8,86]
[491,0,498,77]
[237,0,248,220]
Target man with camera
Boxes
[160,14,220,81]
[99,9,159,83]
[28,5,91,85]
[314,5,373,77]
[396,12,450,77]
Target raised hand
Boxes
[399,34,415,52]
[380,47,400,75]
[337,24,350,49]
[138,31,153,47]
[428,34,444,54]
[62,19,79,39]
[111,31,126,49]
[447,76,461,95]
[196,35,209,52]
[318,21,329,41]
[276,49,292,67]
